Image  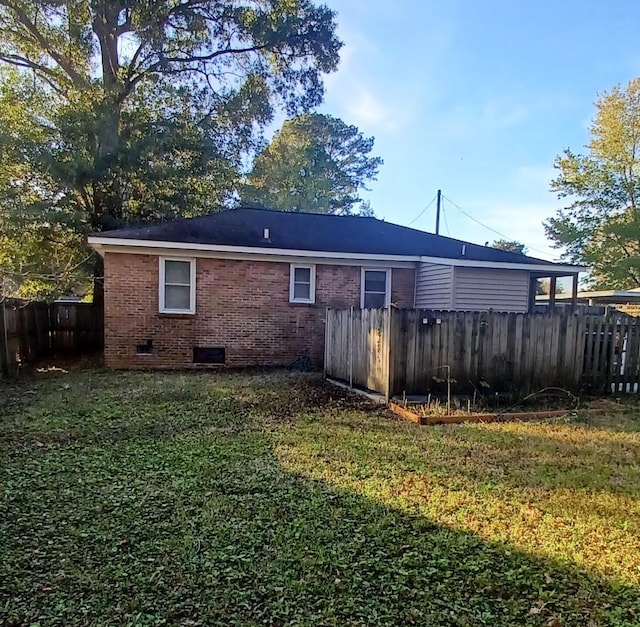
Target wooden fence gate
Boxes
[325,308,391,397]
[325,308,640,398]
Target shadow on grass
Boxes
[1,375,640,626]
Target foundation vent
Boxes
[193,347,226,364]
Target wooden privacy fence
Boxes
[0,299,103,377]
[325,308,640,399]
[324,308,391,396]
[50,302,104,352]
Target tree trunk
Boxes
[93,1,123,156]
[92,1,124,231]
[86,244,105,306]
[99,102,121,161]
[92,261,105,306]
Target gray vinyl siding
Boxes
[453,267,530,312]
[415,263,453,309]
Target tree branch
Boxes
[0,52,60,80]
[127,42,269,90]
[159,43,270,65]
[124,40,147,87]
[1,1,89,88]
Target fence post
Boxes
[46,303,52,352]
[384,307,392,403]
[0,300,8,377]
[323,307,329,378]
[33,303,41,357]
[348,306,354,388]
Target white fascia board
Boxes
[91,244,417,268]
[87,237,421,264]
[418,256,586,273]
[87,236,586,274]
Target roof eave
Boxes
[87,236,586,273]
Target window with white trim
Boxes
[159,257,196,314]
[289,264,316,303]
[361,268,390,308]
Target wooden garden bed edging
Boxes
[388,402,589,425]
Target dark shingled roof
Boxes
[97,207,562,266]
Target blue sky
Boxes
[315,0,640,262]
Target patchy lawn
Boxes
[1,369,639,627]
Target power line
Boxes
[442,194,513,240]
[442,193,555,259]
[441,198,451,236]
[408,194,437,226]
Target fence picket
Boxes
[632,321,640,393]
[628,321,640,393]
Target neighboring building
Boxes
[88,208,584,369]
[537,288,640,306]
[537,288,640,315]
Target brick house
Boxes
[88,208,584,369]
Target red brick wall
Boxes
[392,267,415,308]
[104,253,415,369]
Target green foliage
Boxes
[536,278,567,296]
[0,0,341,297]
[0,226,90,301]
[46,84,252,229]
[1,370,640,625]
[242,113,382,214]
[546,78,640,289]
[491,239,528,254]
[0,71,89,299]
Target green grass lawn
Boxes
[1,368,640,626]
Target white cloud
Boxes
[342,85,396,131]
[320,22,421,135]
[441,162,564,261]
[472,201,559,259]
[510,163,557,191]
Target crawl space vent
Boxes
[193,346,226,364]
[136,340,152,355]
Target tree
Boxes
[545,77,640,289]
[241,113,382,214]
[0,70,89,300]
[491,239,528,255]
[0,0,341,297]
[0,226,89,301]
[535,278,566,296]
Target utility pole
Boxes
[435,189,442,235]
